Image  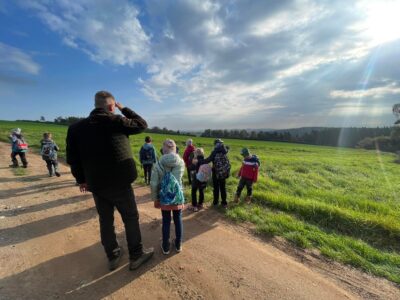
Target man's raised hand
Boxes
[115,102,125,111]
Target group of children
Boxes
[8,128,61,177]
[9,129,260,256]
[141,136,261,255]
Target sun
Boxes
[362,0,400,45]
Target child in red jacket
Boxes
[234,148,260,204]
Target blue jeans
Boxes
[161,209,183,249]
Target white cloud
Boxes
[20,0,150,66]
[330,83,400,99]
[0,42,40,75]
[17,0,400,128]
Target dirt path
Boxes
[0,142,399,300]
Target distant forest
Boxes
[200,127,395,149]
[17,117,398,151]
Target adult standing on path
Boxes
[66,90,154,271]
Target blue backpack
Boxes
[159,165,185,206]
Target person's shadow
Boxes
[0,209,220,299]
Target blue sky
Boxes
[1,0,400,130]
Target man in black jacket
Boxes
[66,90,154,271]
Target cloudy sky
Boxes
[1,0,400,130]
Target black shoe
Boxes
[108,247,123,271]
[9,164,18,168]
[129,248,154,270]
[22,165,28,168]
[49,173,54,177]
[174,239,182,253]
[55,172,61,177]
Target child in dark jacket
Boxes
[204,139,230,208]
[9,128,28,168]
[189,148,209,212]
[139,136,157,185]
[234,148,260,204]
[40,132,61,177]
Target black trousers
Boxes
[45,159,58,175]
[236,178,254,197]
[93,186,143,260]
[212,172,227,205]
[11,152,28,167]
[187,167,192,185]
[143,164,152,183]
[191,181,206,207]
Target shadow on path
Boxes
[0,180,76,200]
[0,206,97,246]
[0,209,220,299]
[0,194,92,217]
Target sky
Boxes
[0,0,400,130]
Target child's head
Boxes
[194,148,204,157]
[240,148,250,157]
[145,136,152,143]
[43,132,52,139]
[186,139,193,146]
[162,139,176,154]
[214,138,223,146]
[12,128,21,135]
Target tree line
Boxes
[201,127,393,148]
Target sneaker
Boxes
[174,239,182,253]
[55,172,61,177]
[222,204,228,209]
[49,173,54,177]
[245,196,252,204]
[129,248,154,270]
[193,206,199,212]
[197,204,204,210]
[160,242,170,255]
[108,247,123,271]
[9,164,18,168]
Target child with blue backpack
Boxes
[40,132,61,177]
[139,136,157,185]
[150,139,185,255]
[189,148,211,212]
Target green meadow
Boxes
[1,120,400,283]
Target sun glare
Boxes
[362,0,400,45]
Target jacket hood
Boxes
[143,143,153,150]
[159,153,181,169]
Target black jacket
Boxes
[66,107,147,192]
[204,144,229,165]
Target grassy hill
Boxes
[1,120,400,283]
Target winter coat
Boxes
[189,154,208,187]
[183,144,196,167]
[66,107,147,192]
[9,134,27,153]
[204,143,229,167]
[151,153,185,210]
[139,143,157,165]
[40,139,59,160]
[239,155,261,182]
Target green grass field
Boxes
[1,120,400,283]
